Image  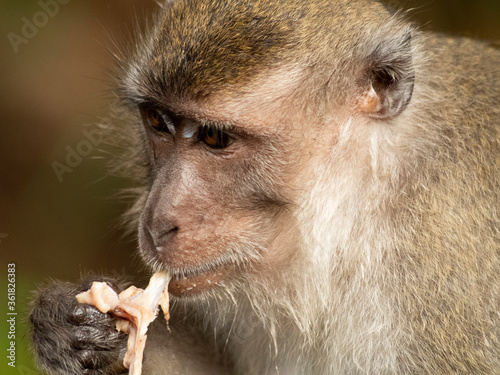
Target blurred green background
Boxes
[0,0,499,374]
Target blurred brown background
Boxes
[0,0,499,373]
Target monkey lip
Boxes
[167,264,231,298]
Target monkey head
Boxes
[119,0,416,298]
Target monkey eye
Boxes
[139,105,175,134]
[198,126,234,149]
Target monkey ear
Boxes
[357,32,415,120]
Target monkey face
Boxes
[136,99,299,297]
[122,0,416,299]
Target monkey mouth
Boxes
[169,269,224,297]
[165,262,235,298]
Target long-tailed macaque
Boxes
[30,0,499,374]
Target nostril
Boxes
[154,226,179,252]
[148,222,179,247]
[160,224,179,238]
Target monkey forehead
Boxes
[121,0,398,105]
[187,66,306,129]
[141,0,304,99]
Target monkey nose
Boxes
[147,222,179,251]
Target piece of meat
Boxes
[76,271,171,375]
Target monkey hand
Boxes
[30,276,128,375]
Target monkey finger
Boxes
[72,326,107,350]
[71,325,125,351]
[70,303,117,327]
[78,347,120,371]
